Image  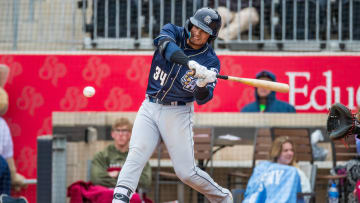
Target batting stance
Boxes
[113,7,233,203]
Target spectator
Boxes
[344,110,360,202]
[331,136,360,202]
[217,0,260,41]
[344,157,360,202]
[270,136,311,194]
[243,136,311,202]
[241,70,296,113]
[243,160,302,202]
[90,118,151,201]
[0,64,27,192]
[0,112,26,192]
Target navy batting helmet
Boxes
[185,7,222,42]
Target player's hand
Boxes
[187,60,199,70]
[187,60,207,79]
[196,70,217,87]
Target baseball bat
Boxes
[216,74,290,93]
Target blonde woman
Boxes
[270,136,311,193]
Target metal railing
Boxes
[1,0,360,51]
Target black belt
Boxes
[148,96,188,106]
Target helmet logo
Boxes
[204,15,212,25]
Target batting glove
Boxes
[188,60,207,79]
[196,69,217,87]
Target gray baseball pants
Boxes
[115,98,231,202]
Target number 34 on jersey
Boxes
[153,66,196,92]
[153,66,167,86]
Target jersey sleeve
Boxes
[153,24,189,65]
[153,23,180,47]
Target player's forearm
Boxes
[169,49,189,67]
[157,37,189,67]
[194,86,209,100]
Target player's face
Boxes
[188,25,210,49]
[277,142,294,165]
[256,77,272,98]
[111,125,131,148]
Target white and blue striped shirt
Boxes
[0,117,13,159]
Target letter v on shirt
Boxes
[263,170,284,186]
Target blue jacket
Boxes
[243,161,302,203]
[241,70,296,113]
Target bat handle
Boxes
[190,72,229,80]
[216,74,228,80]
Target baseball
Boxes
[83,86,95,97]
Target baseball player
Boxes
[113,7,233,203]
